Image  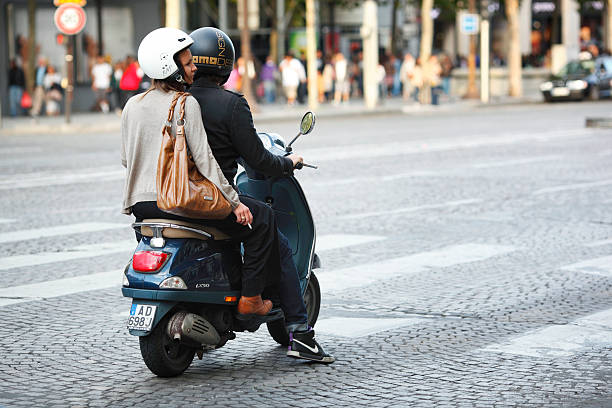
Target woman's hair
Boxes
[141,54,186,98]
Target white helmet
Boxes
[137,27,194,80]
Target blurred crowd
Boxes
[7,49,455,117]
[7,53,147,117]
[225,50,454,107]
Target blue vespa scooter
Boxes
[122,112,321,377]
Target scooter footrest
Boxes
[235,307,285,332]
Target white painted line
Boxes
[560,256,612,276]
[0,167,124,190]
[316,234,386,252]
[470,155,562,169]
[0,146,43,154]
[317,243,516,293]
[532,179,612,195]
[0,240,134,271]
[0,219,16,224]
[482,307,612,358]
[0,222,128,244]
[0,270,121,307]
[337,199,483,220]
[312,171,437,187]
[302,128,592,162]
[315,317,422,338]
[584,238,612,247]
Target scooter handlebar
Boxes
[295,162,318,170]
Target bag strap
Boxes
[166,91,189,126]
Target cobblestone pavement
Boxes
[0,101,611,407]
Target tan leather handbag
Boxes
[156,92,232,219]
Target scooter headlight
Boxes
[159,276,187,289]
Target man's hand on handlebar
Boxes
[287,154,304,168]
[233,202,253,226]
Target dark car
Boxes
[540,56,612,101]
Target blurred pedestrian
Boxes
[411,58,424,103]
[321,54,335,103]
[91,55,112,113]
[8,59,25,117]
[390,55,402,96]
[333,52,349,105]
[31,57,47,117]
[260,55,278,103]
[440,53,453,97]
[110,60,124,113]
[423,55,442,105]
[400,53,416,100]
[297,51,308,104]
[377,60,387,100]
[119,55,143,108]
[224,63,241,92]
[279,52,305,106]
[43,65,62,116]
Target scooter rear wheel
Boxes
[139,313,196,377]
[267,272,321,346]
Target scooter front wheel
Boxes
[267,272,321,346]
[139,313,196,377]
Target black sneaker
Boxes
[287,329,335,363]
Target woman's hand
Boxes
[233,203,253,226]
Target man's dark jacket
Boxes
[189,77,293,185]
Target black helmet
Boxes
[189,27,234,80]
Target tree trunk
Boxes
[25,0,36,95]
[607,0,612,53]
[506,0,522,97]
[419,0,433,104]
[391,0,399,56]
[240,0,258,111]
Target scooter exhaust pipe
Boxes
[167,311,221,346]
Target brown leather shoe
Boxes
[237,295,272,316]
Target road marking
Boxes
[337,199,483,220]
[315,317,423,338]
[0,222,127,244]
[532,179,612,195]
[481,307,612,358]
[470,155,562,169]
[312,171,437,187]
[302,128,592,162]
[0,270,121,307]
[584,238,612,247]
[317,243,516,293]
[560,256,612,276]
[0,240,134,271]
[0,166,124,190]
[0,232,386,306]
[316,234,386,251]
[0,146,43,154]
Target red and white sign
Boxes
[54,3,87,35]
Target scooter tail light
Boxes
[132,251,169,272]
[159,276,188,290]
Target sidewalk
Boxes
[0,94,541,136]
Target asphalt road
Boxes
[0,100,611,407]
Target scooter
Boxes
[122,112,321,377]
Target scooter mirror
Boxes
[300,112,316,135]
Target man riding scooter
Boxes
[188,27,334,364]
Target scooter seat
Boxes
[140,218,232,241]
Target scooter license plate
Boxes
[127,304,157,331]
